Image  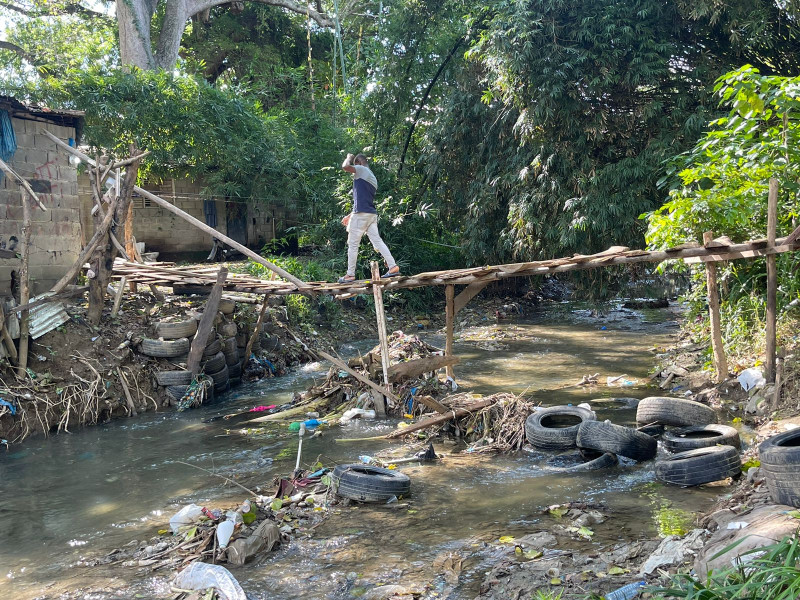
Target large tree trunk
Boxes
[117,0,157,69]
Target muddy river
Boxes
[0,303,725,599]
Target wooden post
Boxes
[703,231,728,383]
[243,293,270,363]
[445,284,455,378]
[370,261,391,416]
[111,276,127,317]
[0,305,18,364]
[187,267,228,376]
[765,178,779,382]
[17,191,32,378]
[772,349,784,412]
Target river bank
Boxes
[3,291,794,600]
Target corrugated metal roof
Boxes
[27,294,70,340]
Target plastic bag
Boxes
[173,562,247,600]
[169,503,203,534]
[738,367,766,392]
[341,408,377,424]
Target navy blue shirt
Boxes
[352,165,378,214]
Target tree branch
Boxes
[0,40,36,65]
[188,0,333,28]
[0,0,112,20]
[398,36,464,177]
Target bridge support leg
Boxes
[703,231,727,383]
[445,285,455,378]
[371,261,391,416]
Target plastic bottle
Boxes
[288,419,324,431]
[216,519,235,549]
[604,581,646,600]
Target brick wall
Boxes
[0,118,81,296]
[79,177,227,255]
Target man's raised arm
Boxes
[342,153,356,174]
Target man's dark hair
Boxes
[354,153,368,165]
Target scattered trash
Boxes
[216,518,235,549]
[607,375,637,387]
[0,397,16,415]
[169,503,204,534]
[726,521,749,530]
[340,408,377,424]
[248,405,277,413]
[738,367,766,392]
[173,562,247,600]
[604,580,646,600]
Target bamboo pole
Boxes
[0,304,17,363]
[371,261,391,416]
[703,231,728,383]
[445,284,455,378]
[187,267,228,376]
[50,194,120,295]
[17,190,32,378]
[243,293,270,363]
[317,349,400,404]
[765,178,779,382]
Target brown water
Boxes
[0,303,725,599]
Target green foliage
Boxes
[646,66,800,353]
[651,535,800,600]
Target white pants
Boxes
[347,212,396,277]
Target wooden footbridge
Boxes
[17,134,800,396]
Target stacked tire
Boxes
[759,430,800,507]
[638,397,743,487]
[142,303,246,405]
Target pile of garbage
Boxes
[102,469,331,599]
[284,332,457,423]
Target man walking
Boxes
[338,153,400,283]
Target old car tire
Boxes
[332,464,411,503]
[172,284,211,296]
[220,322,238,338]
[203,337,222,357]
[154,319,198,340]
[548,451,618,472]
[166,385,189,403]
[202,351,226,374]
[219,299,235,315]
[207,364,229,389]
[663,424,741,454]
[636,396,716,427]
[155,370,193,386]
[655,445,741,486]
[227,361,242,379]
[141,337,190,358]
[525,406,596,450]
[758,429,800,507]
[223,338,239,365]
[577,420,657,462]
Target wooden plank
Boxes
[187,267,228,376]
[416,394,450,415]
[387,355,460,383]
[0,305,18,364]
[445,284,455,378]
[385,396,498,439]
[243,293,270,363]
[766,178,778,382]
[684,244,796,263]
[371,261,391,416]
[111,276,127,317]
[43,130,309,291]
[704,231,728,383]
[317,349,400,404]
[454,281,489,314]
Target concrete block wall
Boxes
[0,118,81,296]
[78,177,226,255]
